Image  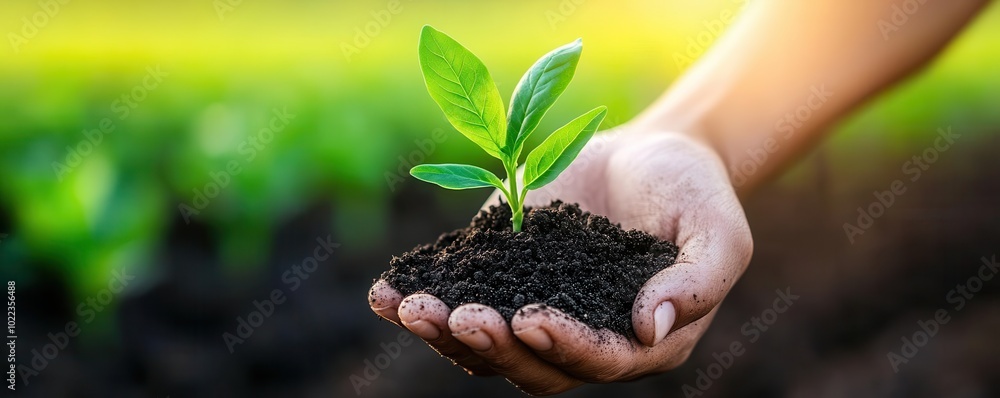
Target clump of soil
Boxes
[381,201,677,338]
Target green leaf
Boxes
[410,164,505,190]
[523,106,607,190]
[506,38,582,160]
[418,25,507,160]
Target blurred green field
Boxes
[1,0,999,299]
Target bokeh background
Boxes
[1,0,998,397]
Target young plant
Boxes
[410,25,607,232]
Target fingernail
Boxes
[654,301,676,346]
[515,327,553,351]
[453,329,493,351]
[405,320,440,340]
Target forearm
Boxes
[634,0,988,194]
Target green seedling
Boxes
[411,25,607,232]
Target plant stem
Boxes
[511,207,523,232]
[504,160,523,232]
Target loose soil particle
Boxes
[381,201,678,338]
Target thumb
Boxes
[606,134,754,347]
[631,195,752,347]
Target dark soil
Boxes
[381,201,678,338]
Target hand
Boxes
[369,127,753,395]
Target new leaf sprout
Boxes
[411,25,607,232]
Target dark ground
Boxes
[6,133,1000,397]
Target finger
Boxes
[630,187,751,346]
[511,304,718,382]
[397,294,496,376]
[629,306,720,373]
[510,304,637,383]
[449,304,582,395]
[368,280,403,325]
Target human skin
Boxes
[369,0,989,395]
[372,129,750,393]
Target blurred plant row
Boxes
[1,0,999,302]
